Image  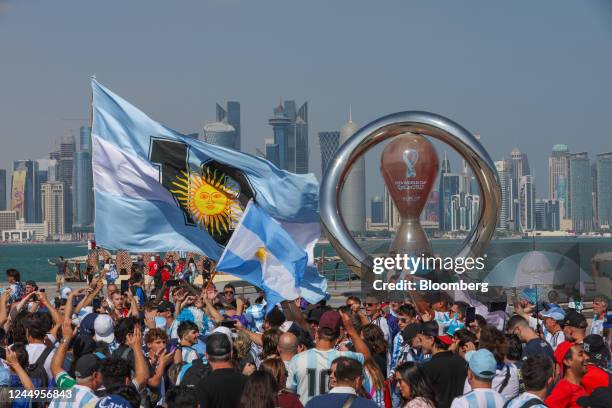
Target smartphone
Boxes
[220,319,236,329]
[40,288,46,293]
[92,298,101,310]
[466,307,476,324]
[120,281,129,294]
[165,279,180,287]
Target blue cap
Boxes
[541,307,566,322]
[519,288,538,305]
[465,349,497,380]
[95,395,132,408]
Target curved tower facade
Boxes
[203,122,237,150]
[339,115,365,234]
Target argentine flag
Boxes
[91,79,327,303]
[217,201,307,311]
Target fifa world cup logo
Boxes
[402,150,419,178]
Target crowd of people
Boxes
[0,255,609,408]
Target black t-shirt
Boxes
[196,368,246,408]
[421,351,467,408]
[522,338,554,360]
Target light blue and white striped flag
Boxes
[217,201,309,311]
[91,79,327,303]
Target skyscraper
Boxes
[11,160,37,222]
[371,196,384,223]
[267,100,308,173]
[441,172,460,231]
[511,148,530,200]
[0,169,6,211]
[264,138,280,168]
[41,181,66,239]
[495,159,511,232]
[73,150,94,232]
[203,122,238,149]
[318,131,340,176]
[59,135,76,233]
[79,126,92,154]
[569,152,593,232]
[438,152,451,232]
[216,101,241,151]
[548,144,569,199]
[519,175,536,231]
[596,152,612,228]
[339,114,365,234]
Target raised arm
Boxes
[37,290,61,325]
[202,294,223,323]
[340,311,372,361]
[74,280,103,315]
[51,319,77,378]
[126,327,148,390]
[5,347,34,390]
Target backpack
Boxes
[177,359,211,388]
[27,345,53,388]
[154,268,164,290]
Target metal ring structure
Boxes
[320,111,501,278]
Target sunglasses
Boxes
[365,303,379,307]
[398,318,411,323]
[224,291,235,295]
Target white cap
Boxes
[94,314,115,343]
[212,326,233,344]
[60,287,72,300]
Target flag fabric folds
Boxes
[91,79,327,303]
[216,201,307,311]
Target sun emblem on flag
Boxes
[171,167,242,237]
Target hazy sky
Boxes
[2,0,612,210]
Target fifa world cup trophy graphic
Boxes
[381,135,439,258]
[320,111,501,294]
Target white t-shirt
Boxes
[372,315,390,343]
[286,348,364,405]
[451,388,506,408]
[463,363,520,399]
[26,343,56,385]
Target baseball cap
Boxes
[211,326,233,345]
[365,294,380,305]
[465,349,497,380]
[94,314,115,343]
[402,323,421,344]
[79,312,99,336]
[576,385,612,408]
[306,307,324,324]
[95,395,132,408]
[541,307,566,322]
[318,311,342,333]
[157,301,175,313]
[436,335,454,346]
[74,353,102,378]
[417,321,439,337]
[583,334,610,365]
[554,341,574,374]
[205,332,231,358]
[519,288,538,305]
[60,286,72,300]
[563,310,587,329]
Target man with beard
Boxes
[545,342,588,408]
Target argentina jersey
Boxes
[286,348,364,405]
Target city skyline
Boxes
[2,1,612,211]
